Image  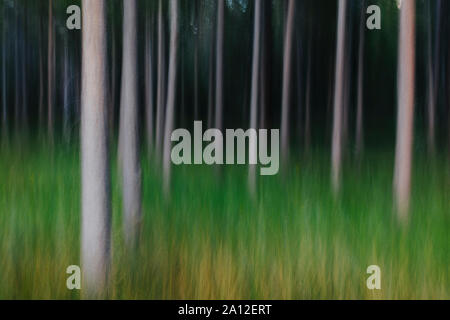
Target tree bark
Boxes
[394,0,415,222]
[426,1,435,155]
[355,2,366,158]
[248,0,261,196]
[331,0,347,193]
[304,32,312,154]
[145,19,155,153]
[119,0,142,247]
[155,0,165,156]
[2,5,7,139]
[280,0,295,163]
[163,0,179,196]
[47,0,54,142]
[214,0,224,131]
[81,0,111,297]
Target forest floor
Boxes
[0,138,449,299]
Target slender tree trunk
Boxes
[280,0,295,163]
[81,0,111,297]
[21,8,27,133]
[145,19,155,153]
[394,0,415,222]
[2,5,7,140]
[304,32,312,154]
[120,0,142,247]
[207,17,215,129]
[110,9,116,138]
[355,2,366,158]
[259,0,272,130]
[194,4,199,121]
[163,0,179,196]
[38,16,44,132]
[48,0,54,142]
[156,0,165,156]
[331,0,347,193]
[14,11,20,135]
[63,37,70,142]
[426,1,435,155]
[215,0,224,132]
[248,0,261,196]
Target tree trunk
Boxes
[14,11,20,135]
[194,0,199,121]
[215,0,224,131]
[394,0,415,222]
[207,15,215,129]
[120,0,142,247]
[331,0,347,193]
[81,0,111,297]
[304,32,312,154]
[426,1,435,155]
[280,0,295,163]
[21,7,27,133]
[248,0,261,196]
[163,0,179,196]
[145,19,155,153]
[355,2,366,158]
[2,5,7,140]
[63,37,70,142]
[110,7,116,138]
[47,0,54,142]
[38,15,44,132]
[155,0,165,156]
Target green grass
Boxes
[0,138,448,299]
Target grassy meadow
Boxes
[0,138,448,299]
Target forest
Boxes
[0,0,449,299]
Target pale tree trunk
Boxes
[355,2,366,158]
[48,0,54,142]
[163,0,179,196]
[14,12,19,134]
[145,19,154,153]
[120,0,142,247]
[394,0,415,222]
[81,0,111,297]
[215,0,224,132]
[426,1,435,155]
[155,0,165,156]
[248,0,261,196]
[331,0,347,193]
[280,0,295,163]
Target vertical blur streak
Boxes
[280,0,295,164]
[155,0,164,156]
[120,0,142,247]
[248,0,261,196]
[355,1,366,158]
[214,0,224,132]
[1,4,7,138]
[331,0,347,193]
[163,0,179,196]
[81,0,111,297]
[394,0,415,222]
[47,0,54,142]
[426,0,435,155]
